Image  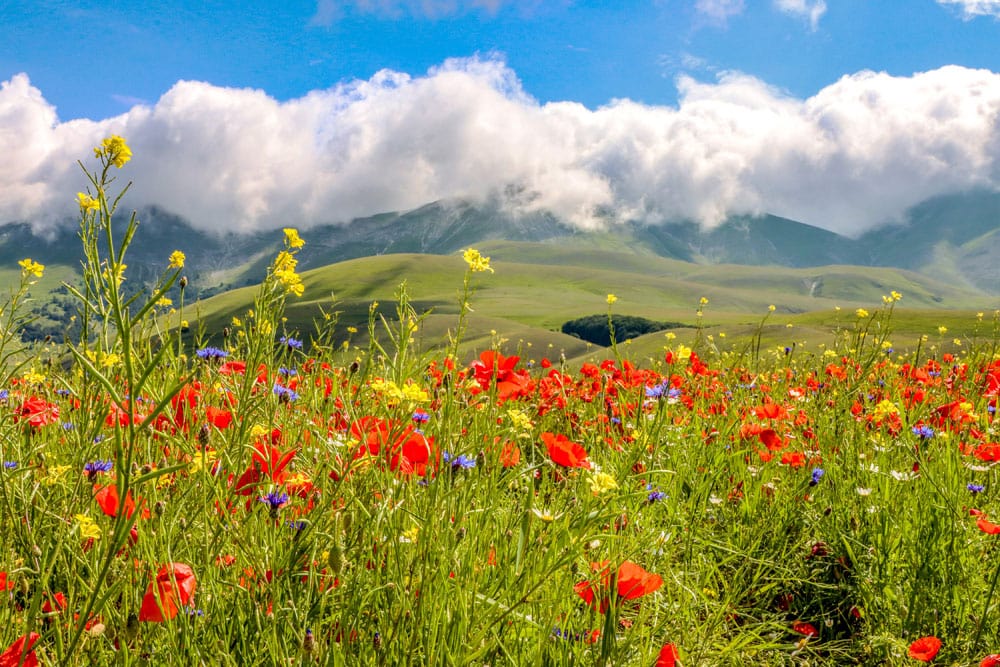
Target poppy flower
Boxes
[0,633,40,667]
[908,636,941,662]
[978,518,1000,535]
[139,563,197,622]
[574,560,662,613]
[792,621,818,637]
[981,655,1000,667]
[542,432,591,469]
[656,643,679,667]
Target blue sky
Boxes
[5,0,1000,236]
[5,0,1000,119]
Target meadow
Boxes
[1,137,1000,666]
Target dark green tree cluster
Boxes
[560,314,682,347]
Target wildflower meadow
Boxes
[2,137,1000,666]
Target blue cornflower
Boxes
[412,410,430,424]
[3,462,17,469]
[62,422,74,431]
[84,459,114,474]
[646,484,666,503]
[645,382,667,399]
[912,425,935,439]
[0,390,8,401]
[810,468,825,486]
[442,452,476,470]
[278,367,297,377]
[55,388,72,396]
[259,490,289,511]
[969,483,985,495]
[287,520,308,531]
[279,336,303,350]
[273,384,299,402]
[195,347,228,360]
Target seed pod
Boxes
[328,543,345,574]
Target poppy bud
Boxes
[327,544,344,574]
[154,501,166,517]
[456,527,466,543]
[349,361,360,374]
[223,327,231,338]
[179,276,188,289]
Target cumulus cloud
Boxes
[774,0,827,30]
[694,0,745,24]
[938,0,1000,18]
[5,59,1000,237]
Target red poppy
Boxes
[656,643,679,667]
[978,518,1000,535]
[16,397,59,428]
[981,654,1000,667]
[94,484,142,519]
[908,636,941,662]
[792,621,818,637]
[0,633,40,667]
[574,560,662,613]
[139,563,197,623]
[542,432,591,469]
[42,591,67,614]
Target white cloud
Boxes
[5,60,1000,237]
[938,0,1000,18]
[774,0,827,30]
[694,0,745,24]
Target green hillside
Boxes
[179,249,997,364]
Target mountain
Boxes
[2,189,999,341]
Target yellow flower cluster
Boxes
[18,258,44,279]
[283,228,305,249]
[75,514,102,541]
[273,251,304,297]
[77,192,100,213]
[589,471,619,495]
[168,250,186,269]
[462,248,494,273]
[872,399,899,422]
[271,228,306,297]
[94,135,132,168]
[371,378,429,403]
[606,294,618,305]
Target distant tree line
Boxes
[561,314,683,347]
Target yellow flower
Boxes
[890,290,902,302]
[283,228,305,249]
[699,297,709,306]
[18,258,44,279]
[462,248,494,273]
[94,135,132,168]
[589,471,619,495]
[77,192,100,213]
[855,308,869,319]
[101,353,120,368]
[42,464,71,486]
[606,294,618,305]
[75,514,102,541]
[938,326,948,335]
[168,250,186,269]
[768,304,776,312]
[156,296,173,308]
[21,368,45,384]
[872,399,899,422]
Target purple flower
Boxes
[810,468,824,486]
[195,346,228,360]
[259,490,289,512]
[84,459,114,474]
[969,483,985,495]
[442,452,476,470]
[279,336,303,350]
[273,384,299,402]
[912,425,934,439]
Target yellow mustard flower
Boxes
[283,228,305,249]
[855,308,869,319]
[589,471,619,495]
[18,258,44,279]
[462,248,493,273]
[94,135,132,168]
[168,250,186,269]
[77,192,100,213]
[606,294,618,305]
[75,514,102,541]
